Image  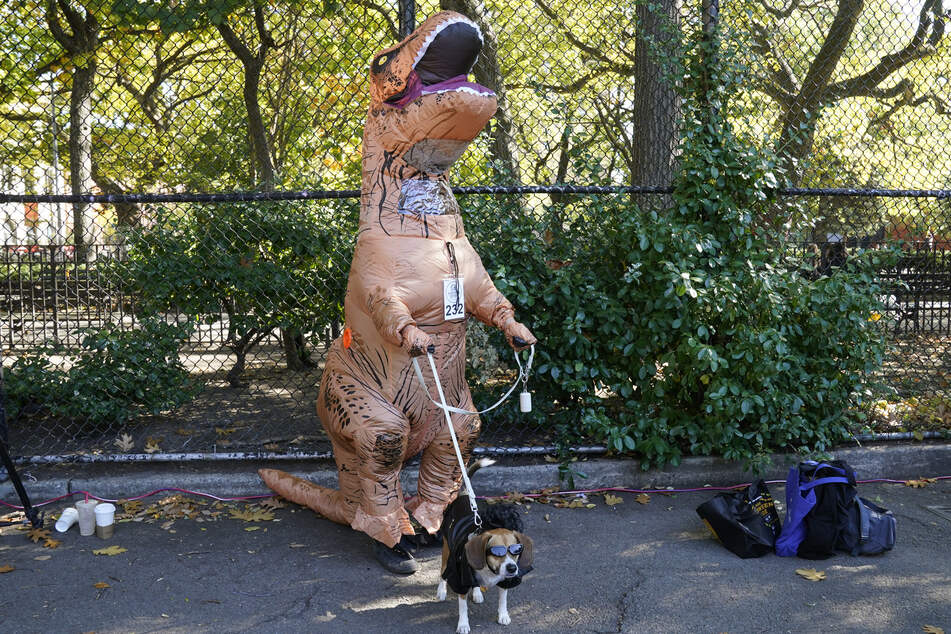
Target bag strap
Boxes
[812,463,847,476]
[800,476,851,491]
[858,498,870,541]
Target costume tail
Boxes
[258,468,354,526]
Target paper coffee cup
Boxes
[75,500,98,537]
[94,503,116,539]
[55,507,79,533]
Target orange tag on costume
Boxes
[342,327,353,349]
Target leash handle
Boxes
[412,345,534,417]
[424,352,481,527]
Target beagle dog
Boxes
[436,475,534,634]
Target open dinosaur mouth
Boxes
[385,18,494,108]
[414,21,482,85]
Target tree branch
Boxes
[254,5,276,52]
[511,67,627,93]
[825,0,944,101]
[532,0,633,74]
[350,0,398,41]
[0,110,44,122]
[45,0,74,52]
[57,0,87,42]
[216,18,254,66]
[795,0,863,106]
[749,20,799,102]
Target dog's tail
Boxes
[467,457,496,479]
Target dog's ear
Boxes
[515,532,534,568]
[465,533,489,570]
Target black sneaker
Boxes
[372,536,420,575]
[404,517,440,552]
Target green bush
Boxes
[115,199,356,384]
[6,317,196,426]
[465,30,895,471]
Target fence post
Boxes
[399,0,415,38]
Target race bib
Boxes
[443,277,464,321]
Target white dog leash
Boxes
[411,344,535,528]
[411,344,534,416]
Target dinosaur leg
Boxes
[409,406,481,535]
[348,410,415,548]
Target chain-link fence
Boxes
[1,0,949,460]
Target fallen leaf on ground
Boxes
[121,500,143,516]
[44,538,61,549]
[604,494,624,505]
[175,428,195,436]
[93,582,110,589]
[114,433,134,451]
[215,427,239,436]
[922,626,944,634]
[245,526,262,532]
[230,507,275,522]
[905,478,938,488]
[143,438,162,454]
[259,497,285,511]
[35,555,52,561]
[796,568,826,581]
[635,493,650,505]
[93,545,128,556]
[27,527,51,543]
[0,564,14,573]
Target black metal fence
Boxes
[1,0,949,459]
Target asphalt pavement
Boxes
[1,443,950,633]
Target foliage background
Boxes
[0,0,948,463]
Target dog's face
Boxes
[464,529,534,580]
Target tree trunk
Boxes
[630,0,682,200]
[45,1,100,260]
[227,347,248,387]
[242,61,275,190]
[68,55,97,258]
[775,0,864,185]
[92,165,140,228]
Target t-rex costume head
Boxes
[259,12,536,550]
[362,12,498,235]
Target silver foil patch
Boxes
[397,179,461,216]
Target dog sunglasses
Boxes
[488,543,523,557]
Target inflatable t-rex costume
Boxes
[259,12,535,551]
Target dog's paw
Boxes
[498,612,512,626]
[471,587,484,604]
[436,581,447,601]
[456,624,471,634]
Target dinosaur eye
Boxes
[375,54,388,67]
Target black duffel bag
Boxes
[696,479,782,558]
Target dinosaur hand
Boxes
[400,324,435,357]
[503,320,537,351]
